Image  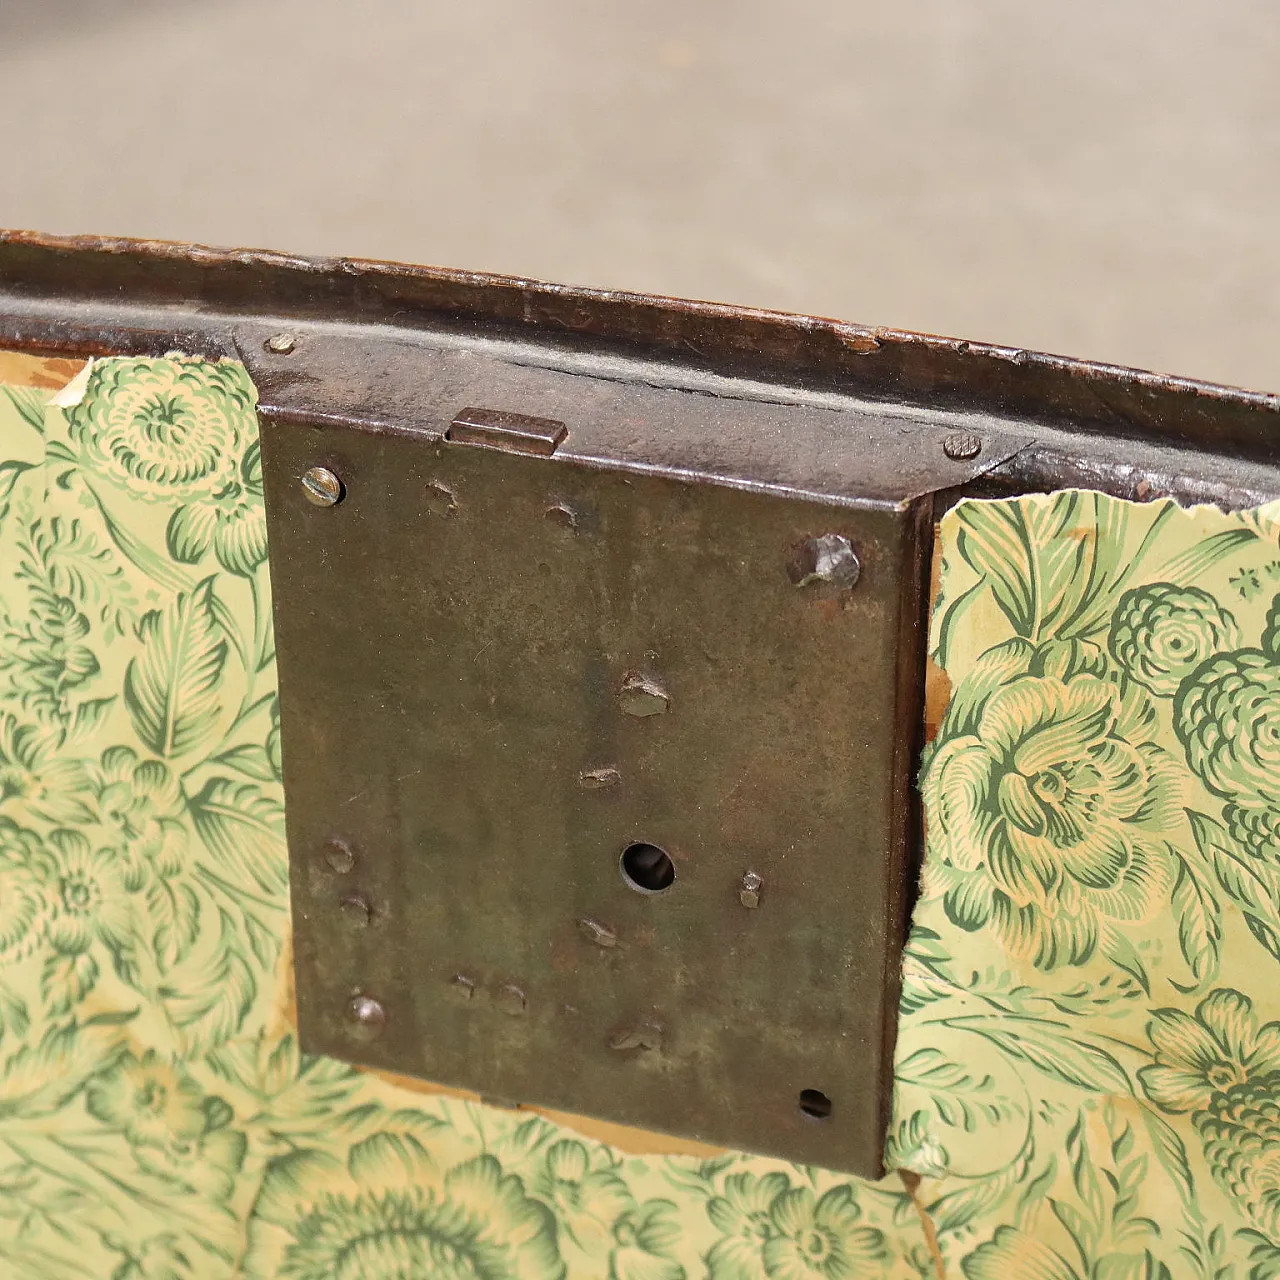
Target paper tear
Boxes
[49,358,94,408]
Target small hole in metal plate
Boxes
[798,1089,832,1120]
[620,843,675,894]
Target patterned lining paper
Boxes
[1,353,1279,1277]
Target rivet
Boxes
[739,871,763,909]
[943,432,983,461]
[340,895,372,927]
[264,332,297,355]
[787,534,860,590]
[496,983,527,1016]
[449,974,476,1003]
[545,503,578,531]
[348,994,385,1032]
[619,673,669,717]
[579,766,621,790]
[578,918,618,948]
[301,465,344,507]
[323,839,356,874]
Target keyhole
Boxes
[620,843,676,894]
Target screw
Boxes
[340,895,372,928]
[301,465,344,507]
[264,332,297,355]
[496,983,527,1016]
[943,432,983,461]
[787,534,861,590]
[619,673,669,717]
[449,974,476,1003]
[348,994,385,1032]
[739,871,763,909]
[323,839,356,874]
[579,766,621,790]
[578,917,619,948]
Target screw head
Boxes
[264,332,297,355]
[323,838,356,874]
[739,871,763,909]
[579,766,621,790]
[496,983,527,1016]
[787,534,861,590]
[339,895,372,928]
[943,432,983,461]
[545,503,578,531]
[301,465,344,507]
[449,974,476,1003]
[578,917,619,948]
[348,994,385,1033]
[619,673,669,717]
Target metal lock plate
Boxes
[261,349,941,1177]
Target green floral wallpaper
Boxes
[1,352,1280,1278]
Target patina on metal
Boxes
[4,231,1280,1178]
[260,375,932,1176]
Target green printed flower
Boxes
[245,1117,565,1279]
[924,662,1178,971]
[87,1050,247,1201]
[86,1050,207,1147]
[609,1200,685,1280]
[706,1176,884,1280]
[87,746,187,876]
[1176,648,1280,807]
[0,818,59,961]
[63,357,267,576]
[1139,989,1280,1238]
[1108,583,1239,697]
[66,358,257,502]
[1223,803,1280,867]
[165,437,268,576]
[44,828,141,957]
[962,1225,1086,1280]
[527,1139,631,1258]
[0,715,92,823]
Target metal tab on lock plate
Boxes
[261,350,951,1176]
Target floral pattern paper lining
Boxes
[1,353,1280,1277]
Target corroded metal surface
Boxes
[260,382,931,1176]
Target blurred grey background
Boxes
[0,1,1276,391]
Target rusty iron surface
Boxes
[261,387,930,1176]
[1,230,1279,510]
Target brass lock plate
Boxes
[262,347,942,1176]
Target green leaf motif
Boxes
[188,776,288,896]
[947,1016,1131,1094]
[123,578,227,758]
[1170,850,1223,987]
[210,743,276,782]
[163,908,256,1049]
[1188,809,1280,964]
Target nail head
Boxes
[943,432,983,461]
[787,534,861,590]
[619,673,670,718]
